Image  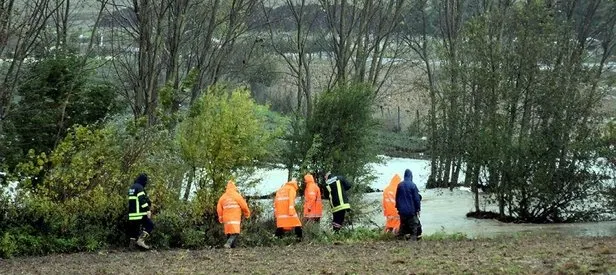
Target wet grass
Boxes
[1,233,614,274]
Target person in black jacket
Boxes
[395,169,421,241]
[128,173,154,249]
[324,172,352,232]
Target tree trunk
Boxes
[473,165,481,212]
[184,166,196,201]
[451,157,461,190]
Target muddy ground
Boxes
[1,234,615,274]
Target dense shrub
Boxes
[0,193,126,257]
[295,84,381,226]
[303,84,380,178]
[2,53,118,170]
[178,85,282,202]
[0,86,288,257]
[1,121,172,257]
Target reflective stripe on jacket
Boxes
[303,174,322,218]
[128,183,150,221]
[217,180,251,234]
[326,176,351,213]
[275,180,302,228]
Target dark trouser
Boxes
[332,210,347,232]
[225,234,239,248]
[417,218,423,238]
[398,215,420,240]
[275,227,303,241]
[128,215,154,238]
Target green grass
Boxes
[3,232,615,274]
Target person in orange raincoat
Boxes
[303,173,322,223]
[383,174,402,233]
[274,179,303,241]
[217,180,251,248]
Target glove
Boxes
[146,211,152,219]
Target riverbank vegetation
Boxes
[0,0,615,259]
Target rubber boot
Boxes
[129,238,137,249]
[136,231,151,250]
[224,234,237,249]
[295,227,303,243]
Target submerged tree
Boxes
[427,0,616,222]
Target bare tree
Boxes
[400,0,443,189]
[105,0,260,123]
[53,0,111,147]
[262,0,316,116]
[51,0,70,48]
[317,0,405,95]
[187,0,260,103]
[0,0,61,135]
[163,0,189,92]
[106,0,171,124]
[351,0,405,93]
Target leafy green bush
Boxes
[0,232,17,258]
[180,228,207,249]
[0,190,125,257]
[149,201,207,249]
[178,85,282,204]
[303,84,380,178]
[1,120,188,257]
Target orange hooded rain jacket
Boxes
[274,180,302,229]
[383,174,402,232]
[217,180,251,235]
[303,174,322,219]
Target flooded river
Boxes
[3,156,614,238]
[248,156,616,238]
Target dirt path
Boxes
[1,235,615,274]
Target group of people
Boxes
[215,172,352,248]
[126,169,422,250]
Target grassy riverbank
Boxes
[2,233,614,274]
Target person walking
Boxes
[383,173,402,233]
[128,173,154,250]
[217,179,251,248]
[395,169,421,241]
[274,179,303,242]
[303,173,322,223]
[324,172,351,232]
